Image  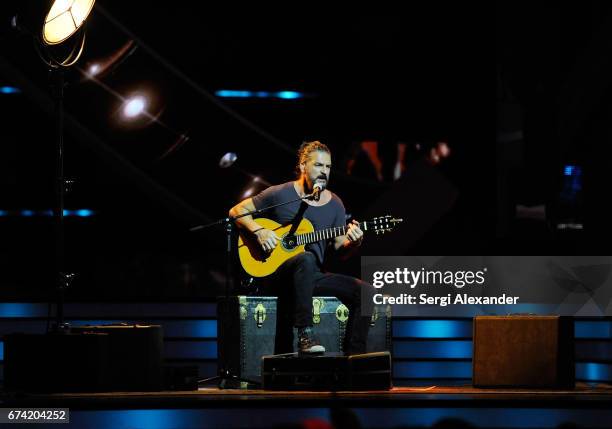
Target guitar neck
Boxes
[295,222,371,246]
[295,226,343,246]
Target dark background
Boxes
[0,2,496,301]
[497,2,612,254]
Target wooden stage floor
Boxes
[3,383,612,409]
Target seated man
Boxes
[229,140,375,354]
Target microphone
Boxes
[311,182,325,201]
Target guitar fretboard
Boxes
[295,221,375,246]
[296,225,348,246]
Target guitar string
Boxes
[290,219,392,245]
[295,225,349,245]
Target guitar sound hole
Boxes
[282,235,297,251]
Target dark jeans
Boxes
[261,251,376,354]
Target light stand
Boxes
[191,190,319,389]
[51,67,73,332]
[16,0,96,332]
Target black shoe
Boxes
[297,327,325,354]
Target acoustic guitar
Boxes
[238,216,402,277]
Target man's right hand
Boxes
[254,229,280,252]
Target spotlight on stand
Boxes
[13,0,96,333]
[12,0,96,68]
[42,0,95,46]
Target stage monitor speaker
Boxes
[473,316,575,388]
[4,324,163,393]
[71,324,163,391]
[4,333,110,393]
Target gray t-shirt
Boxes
[251,181,346,265]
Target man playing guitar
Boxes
[229,141,376,354]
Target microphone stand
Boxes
[191,190,318,389]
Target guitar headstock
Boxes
[363,215,403,235]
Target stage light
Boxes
[0,209,95,217]
[215,90,306,100]
[10,0,95,66]
[87,63,101,76]
[80,41,138,81]
[0,86,21,94]
[276,91,302,99]
[114,89,165,128]
[240,176,268,199]
[437,141,450,158]
[216,90,253,98]
[219,152,238,168]
[9,0,96,334]
[219,153,272,188]
[122,95,147,119]
[42,0,96,46]
[74,209,94,217]
[242,187,255,198]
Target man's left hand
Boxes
[346,220,364,246]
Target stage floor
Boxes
[3,383,612,409]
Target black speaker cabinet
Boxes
[71,324,163,391]
[4,325,163,393]
[473,316,575,388]
[4,332,110,393]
